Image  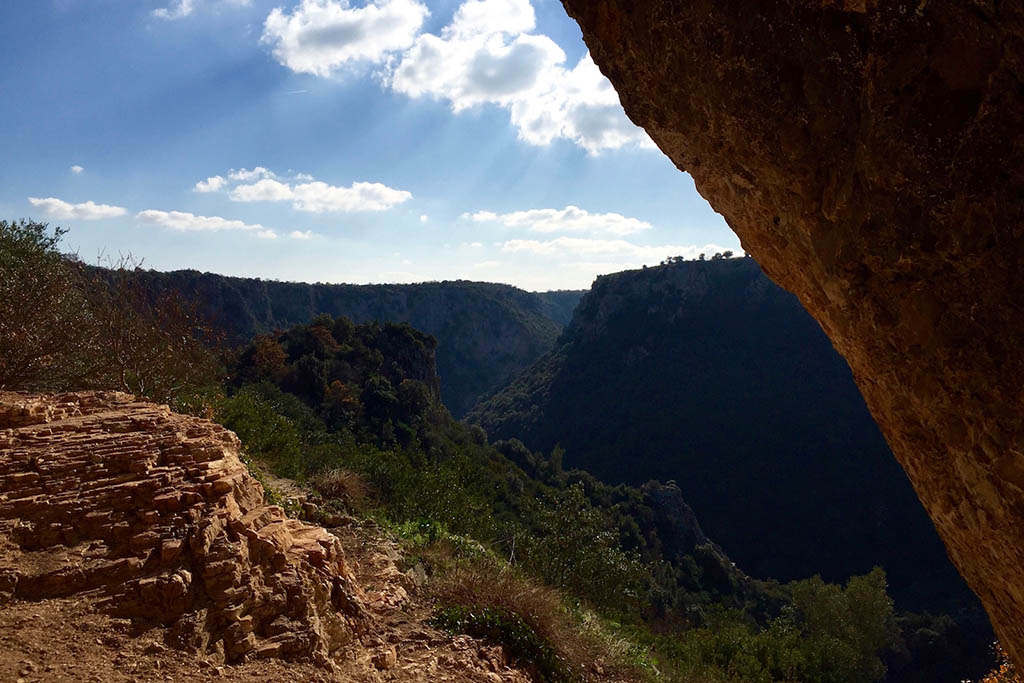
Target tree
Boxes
[0,219,218,404]
[0,220,96,390]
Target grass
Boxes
[423,544,657,683]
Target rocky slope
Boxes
[117,269,583,417]
[0,391,560,682]
[470,257,976,618]
[562,0,1024,668]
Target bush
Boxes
[430,559,651,683]
[0,219,218,406]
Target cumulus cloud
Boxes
[198,167,413,212]
[389,0,650,152]
[290,230,315,239]
[499,237,735,264]
[70,165,84,175]
[28,197,127,220]
[469,205,651,236]
[260,0,650,152]
[262,0,429,77]
[136,209,273,237]
[230,178,294,202]
[194,175,227,193]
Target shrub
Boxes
[0,219,218,405]
[430,559,651,683]
[310,468,373,512]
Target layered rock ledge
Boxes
[563,0,1024,667]
[0,391,367,665]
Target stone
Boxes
[562,0,1024,668]
[372,646,397,670]
[0,391,369,665]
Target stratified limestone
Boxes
[0,391,367,665]
[562,0,1024,668]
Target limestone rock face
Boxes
[0,391,367,665]
[563,0,1024,666]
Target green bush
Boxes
[432,605,572,683]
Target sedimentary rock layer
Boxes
[0,391,367,665]
[563,0,1024,667]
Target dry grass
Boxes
[310,468,374,512]
[429,557,653,682]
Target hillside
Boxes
[118,268,584,417]
[469,257,978,620]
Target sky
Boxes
[0,0,740,291]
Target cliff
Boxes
[117,269,583,417]
[562,0,1024,668]
[470,257,976,620]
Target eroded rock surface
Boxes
[563,0,1024,667]
[0,391,367,665]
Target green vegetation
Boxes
[0,219,217,406]
[431,606,571,682]
[213,314,904,682]
[469,256,994,679]
[114,267,584,416]
[1,221,975,681]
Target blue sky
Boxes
[0,0,739,290]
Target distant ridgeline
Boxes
[468,257,979,618]
[113,268,583,418]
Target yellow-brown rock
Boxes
[0,391,367,665]
[562,0,1024,668]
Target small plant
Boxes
[431,605,572,683]
[310,468,373,512]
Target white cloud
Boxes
[28,197,127,220]
[228,167,277,182]
[262,0,429,77]
[419,214,428,222]
[499,237,734,264]
[194,175,227,193]
[230,178,295,202]
[154,0,250,20]
[153,0,195,19]
[388,0,650,153]
[205,167,413,212]
[292,180,411,212]
[70,165,84,175]
[259,0,650,152]
[290,230,315,239]
[469,205,651,236]
[136,209,270,235]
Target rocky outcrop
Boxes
[0,391,367,665]
[562,0,1024,667]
